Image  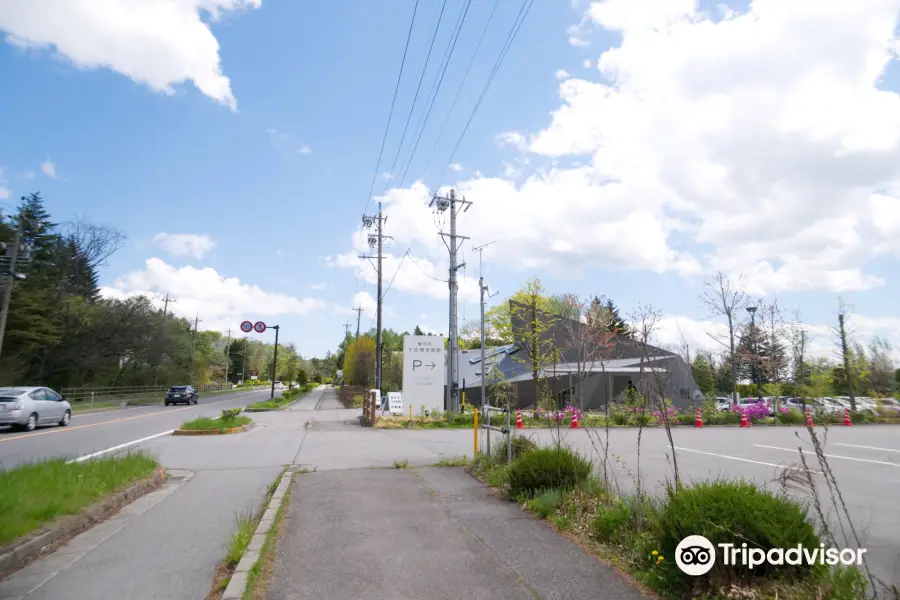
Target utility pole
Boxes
[223,328,232,383]
[353,305,364,340]
[241,339,248,383]
[360,204,392,394]
[0,214,25,361]
[473,242,496,410]
[343,322,352,338]
[162,292,173,317]
[189,314,200,386]
[431,189,471,412]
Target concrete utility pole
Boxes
[431,189,472,412]
[0,214,26,361]
[473,242,496,409]
[353,305,364,340]
[189,314,200,386]
[270,325,281,400]
[223,328,232,383]
[360,204,392,394]
[162,292,174,317]
[241,339,248,383]
[343,322,352,338]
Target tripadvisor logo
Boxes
[675,535,867,576]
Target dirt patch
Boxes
[173,426,247,436]
[0,467,166,579]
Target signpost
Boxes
[250,370,259,381]
[387,392,403,415]
[243,319,280,399]
[240,321,253,333]
[401,335,445,414]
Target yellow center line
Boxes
[0,396,251,444]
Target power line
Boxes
[406,249,448,283]
[437,0,535,188]
[397,0,475,189]
[419,0,500,183]
[362,0,422,220]
[380,0,451,199]
[382,252,409,300]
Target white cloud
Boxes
[297,145,311,155]
[569,37,590,47]
[40,160,56,179]
[152,232,216,260]
[496,131,528,152]
[99,257,326,332]
[0,187,8,200]
[0,0,259,110]
[337,2,900,295]
[22,171,34,180]
[380,172,394,181]
[309,282,327,291]
[555,69,571,80]
[449,163,463,172]
[582,58,592,68]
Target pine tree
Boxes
[589,296,633,339]
[413,325,425,335]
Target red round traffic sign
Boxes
[240,320,253,333]
[253,321,267,333]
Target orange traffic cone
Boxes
[805,406,815,427]
[739,408,750,428]
[843,408,852,426]
[570,411,579,429]
[516,409,523,430]
[695,407,703,428]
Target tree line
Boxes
[0,193,336,389]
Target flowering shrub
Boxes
[729,401,770,421]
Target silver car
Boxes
[0,386,72,432]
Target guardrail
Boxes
[61,383,234,405]
[480,404,511,462]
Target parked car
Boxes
[0,386,72,431]
[165,385,198,406]
[737,397,774,416]
[876,398,900,417]
[714,397,732,412]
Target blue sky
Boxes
[1,0,899,360]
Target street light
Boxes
[746,306,760,401]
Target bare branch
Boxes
[698,271,749,402]
[62,218,127,269]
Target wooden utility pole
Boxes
[223,327,232,383]
[189,314,199,385]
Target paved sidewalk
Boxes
[0,388,327,600]
[266,467,647,600]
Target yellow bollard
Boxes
[473,408,479,456]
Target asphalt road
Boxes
[0,386,281,469]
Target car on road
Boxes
[0,386,72,431]
[165,385,198,406]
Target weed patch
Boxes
[0,453,158,545]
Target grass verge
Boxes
[0,453,158,546]
[207,468,289,600]
[242,475,293,600]
[469,446,870,600]
[432,456,469,467]
[180,415,252,433]
[245,385,314,411]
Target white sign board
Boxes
[387,392,403,415]
[402,335,445,414]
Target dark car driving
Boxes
[165,385,198,406]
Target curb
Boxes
[221,470,294,600]
[172,425,247,436]
[0,467,166,577]
[243,388,316,412]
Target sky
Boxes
[1,0,899,363]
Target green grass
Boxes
[243,476,293,600]
[0,453,158,545]
[225,510,256,567]
[393,459,409,469]
[245,385,314,411]
[179,415,252,432]
[432,456,469,467]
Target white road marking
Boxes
[833,442,900,454]
[754,444,900,468]
[66,430,175,463]
[66,402,236,463]
[673,445,821,474]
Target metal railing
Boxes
[479,403,511,462]
[60,383,234,405]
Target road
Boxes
[0,386,281,469]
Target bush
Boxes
[491,433,537,463]
[776,407,805,425]
[506,446,592,498]
[221,408,243,422]
[658,480,820,589]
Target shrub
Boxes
[528,488,566,519]
[491,434,537,463]
[221,408,243,422]
[776,407,805,425]
[658,480,820,589]
[506,446,592,498]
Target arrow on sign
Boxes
[426,361,436,370]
